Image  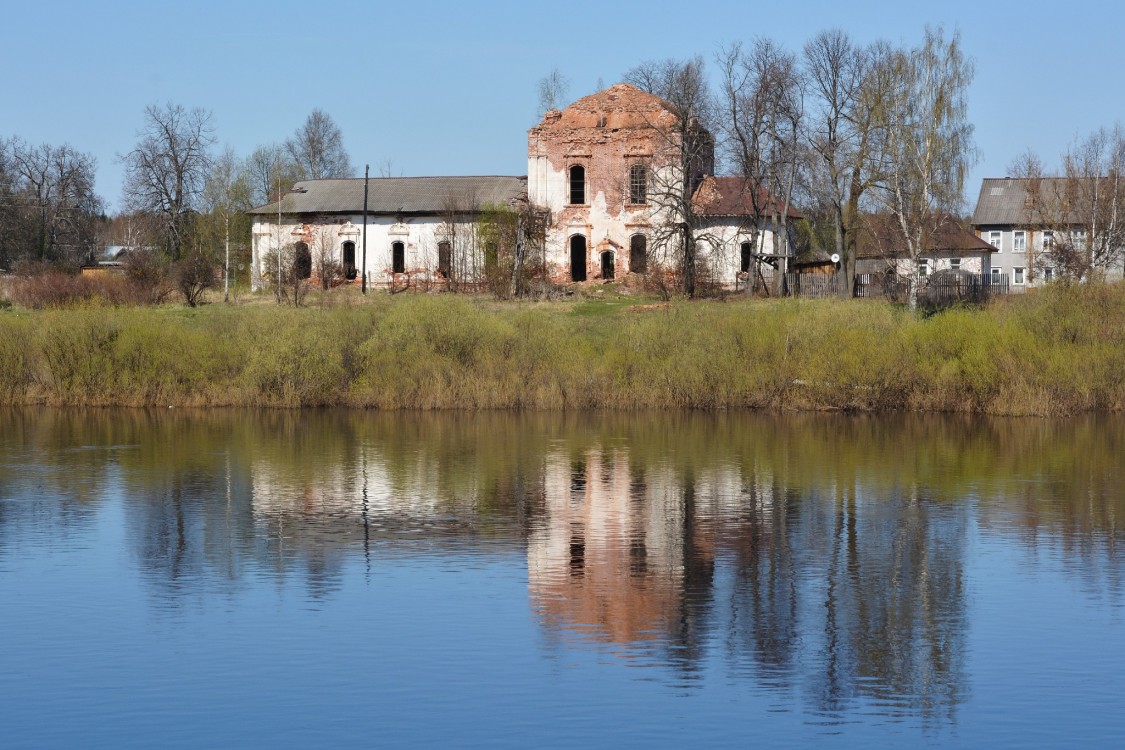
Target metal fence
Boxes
[786,272,1010,305]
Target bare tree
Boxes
[285,109,354,180]
[240,144,302,208]
[120,103,216,260]
[3,138,102,265]
[536,68,571,119]
[718,39,804,296]
[1058,127,1125,280]
[201,148,253,300]
[624,56,716,297]
[803,31,892,297]
[878,27,975,310]
[311,226,343,290]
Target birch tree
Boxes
[879,27,974,310]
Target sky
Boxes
[4,0,1123,214]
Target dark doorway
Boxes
[601,251,614,280]
[570,235,587,282]
[392,241,405,274]
[294,242,312,280]
[343,241,357,279]
[438,241,452,278]
[740,241,752,273]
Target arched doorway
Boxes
[570,235,587,282]
[600,250,614,280]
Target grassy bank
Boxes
[1,284,1123,415]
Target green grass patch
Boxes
[1,285,1124,414]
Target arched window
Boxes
[294,242,312,280]
[570,234,587,282]
[629,163,647,204]
[392,241,405,274]
[740,241,752,273]
[437,241,452,278]
[630,235,647,273]
[569,165,586,205]
[342,241,357,279]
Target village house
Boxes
[855,214,997,280]
[251,84,794,290]
[971,177,1125,288]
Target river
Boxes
[1,408,1122,748]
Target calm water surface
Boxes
[1,409,1123,748]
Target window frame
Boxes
[1013,230,1027,253]
[1013,266,1025,285]
[628,163,647,205]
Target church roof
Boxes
[249,175,527,215]
[531,84,680,132]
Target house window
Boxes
[1013,267,1025,285]
[630,234,647,273]
[1043,267,1054,283]
[917,260,929,277]
[1042,230,1055,251]
[569,165,586,205]
[989,230,1002,249]
[392,241,405,274]
[437,241,452,278]
[740,241,752,273]
[991,267,1002,285]
[1013,231,1026,253]
[950,258,961,270]
[628,163,647,204]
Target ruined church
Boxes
[249,84,796,290]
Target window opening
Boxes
[294,242,312,280]
[569,165,586,205]
[437,241,452,278]
[630,235,647,273]
[629,164,647,204]
[392,241,405,274]
[342,241,357,280]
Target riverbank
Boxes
[1,284,1123,414]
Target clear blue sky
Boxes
[4,0,1122,213]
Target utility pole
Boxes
[223,212,230,303]
[361,164,369,294]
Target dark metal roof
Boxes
[692,176,804,220]
[249,176,528,216]
[856,214,995,259]
[971,177,1083,226]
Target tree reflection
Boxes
[1,407,1123,720]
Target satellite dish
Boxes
[830,253,841,264]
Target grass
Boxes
[1,283,1123,414]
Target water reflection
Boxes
[1,408,1123,723]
